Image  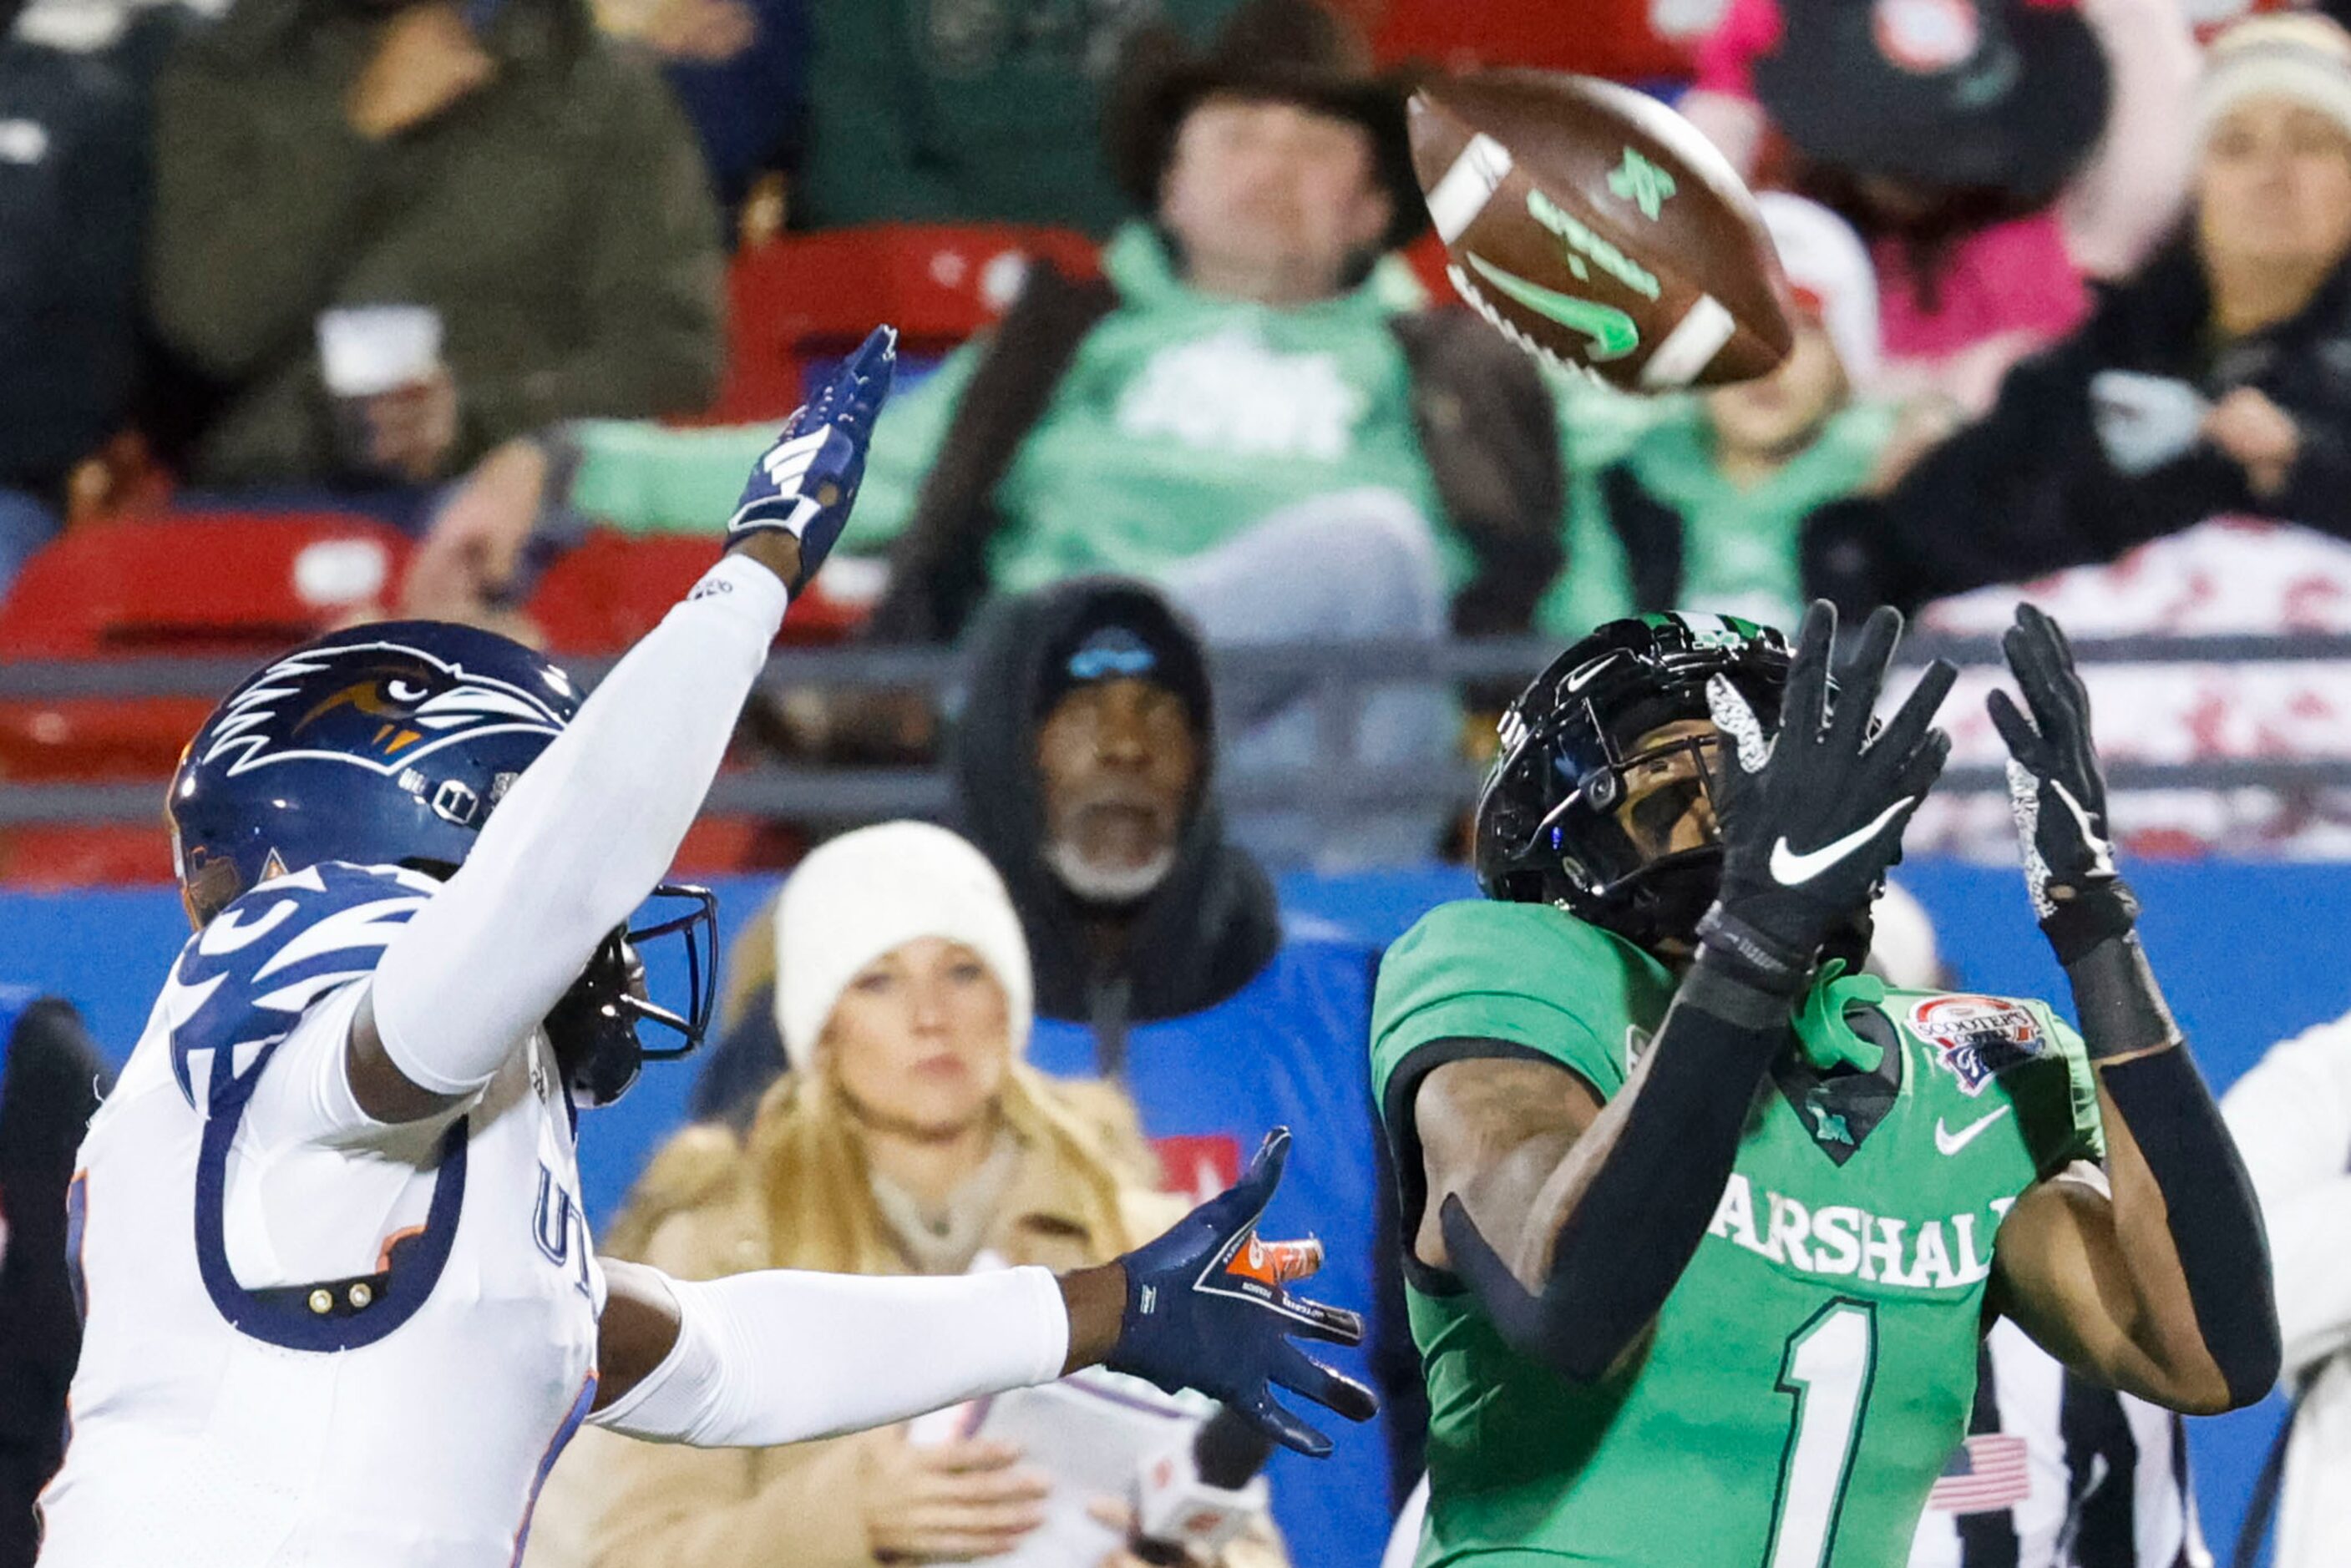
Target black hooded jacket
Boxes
[1804,230,2351,612]
[950,578,1283,1039]
[687,577,1284,1120]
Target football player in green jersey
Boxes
[1371,602,2279,1568]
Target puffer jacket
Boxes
[147,0,721,487]
[523,1080,1289,1568]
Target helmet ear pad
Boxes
[545,933,651,1110]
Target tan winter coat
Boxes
[524,1080,1289,1568]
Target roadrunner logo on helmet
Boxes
[1474,612,1791,952]
[198,639,571,781]
[167,620,717,1106]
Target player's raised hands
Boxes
[1107,1129,1377,1458]
[1700,601,1956,990]
[1988,603,2138,964]
[727,325,896,591]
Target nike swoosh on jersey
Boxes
[1935,1105,2012,1155]
[1463,254,1641,362]
[1767,797,1917,886]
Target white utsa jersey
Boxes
[38,862,604,1568]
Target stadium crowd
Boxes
[8,0,2351,1565]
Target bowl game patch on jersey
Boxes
[1909,994,2048,1096]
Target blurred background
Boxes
[6,0,2351,1562]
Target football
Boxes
[1408,70,1794,391]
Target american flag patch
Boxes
[1927,1433,2033,1515]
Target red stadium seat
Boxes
[0,825,172,889]
[1372,0,1696,81]
[0,511,410,656]
[0,511,411,787]
[527,529,874,656]
[673,815,808,877]
[707,223,1101,424]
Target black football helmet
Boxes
[1475,613,1791,951]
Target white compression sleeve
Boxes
[592,1266,1072,1448]
[372,556,787,1095]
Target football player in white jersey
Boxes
[36,329,1376,1568]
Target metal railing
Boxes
[10,632,2351,834]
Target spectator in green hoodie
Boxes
[1543,191,1949,640]
[147,0,723,498]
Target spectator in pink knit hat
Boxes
[1680,0,2200,412]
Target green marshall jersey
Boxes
[1370,900,2104,1568]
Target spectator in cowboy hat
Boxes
[513,0,1572,863]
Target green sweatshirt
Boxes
[149,0,722,488]
[1539,398,1898,640]
[574,223,1478,589]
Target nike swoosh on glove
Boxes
[1700,601,1957,992]
[1108,1128,1378,1457]
[726,325,896,590]
[1987,602,2138,964]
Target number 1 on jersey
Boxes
[1763,1299,1877,1568]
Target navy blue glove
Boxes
[1108,1129,1377,1457]
[726,325,895,591]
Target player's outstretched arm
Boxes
[590,1129,1376,1457]
[1428,604,1956,1383]
[1984,604,2280,1414]
[346,331,896,1121]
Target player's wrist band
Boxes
[2061,927,2181,1062]
[1680,958,1797,1031]
[1695,904,1813,998]
[2039,877,2140,967]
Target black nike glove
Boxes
[1986,603,2138,965]
[1699,602,1957,993]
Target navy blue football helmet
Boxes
[168,620,717,1105]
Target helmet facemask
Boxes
[543,884,720,1110]
[1477,614,1793,955]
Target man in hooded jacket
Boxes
[696,577,1411,1565]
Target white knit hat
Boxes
[1756,191,1882,387]
[2196,13,2351,156]
[773,822,1034,1060]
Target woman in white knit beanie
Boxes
[2191,13,2351,502]
[535,823,1285,1568]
